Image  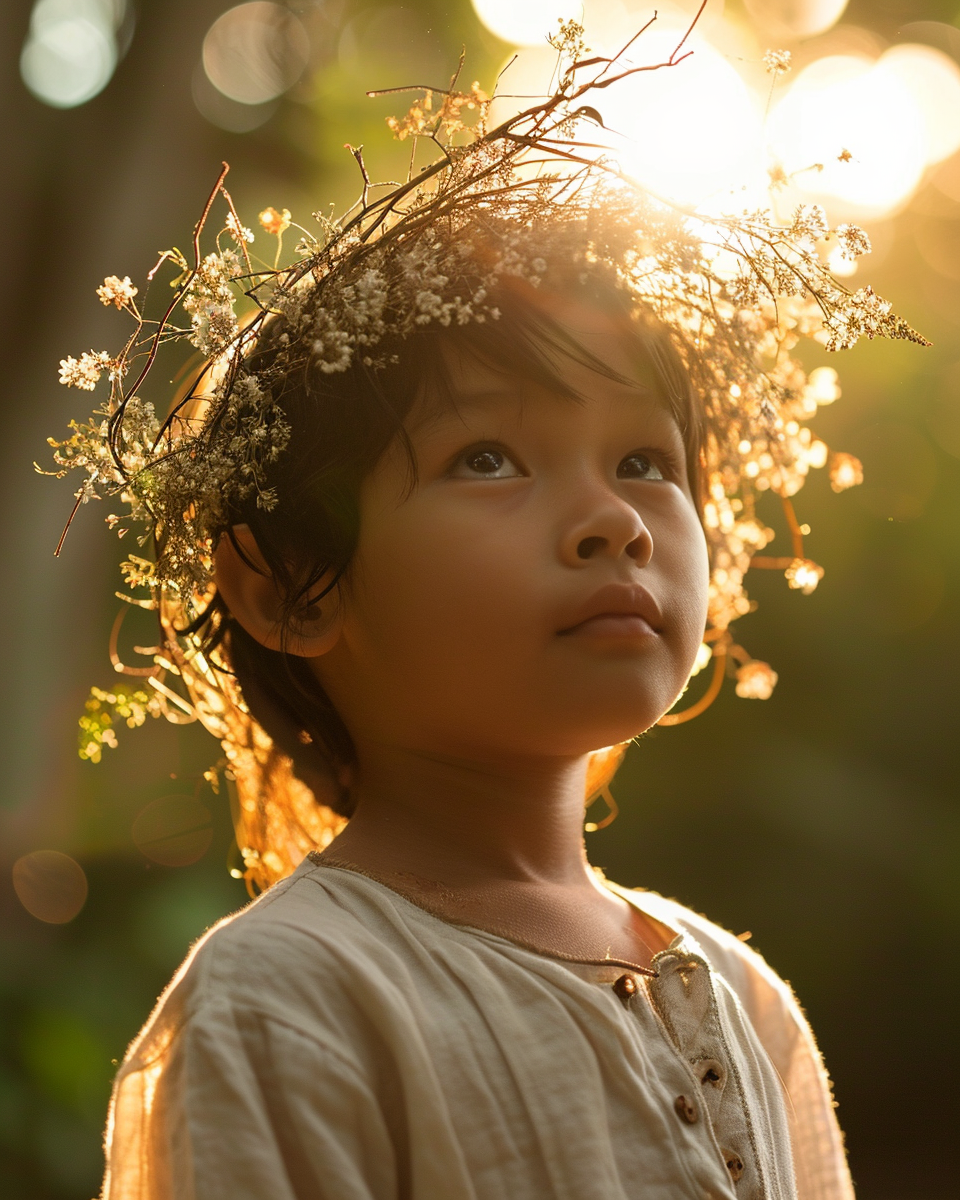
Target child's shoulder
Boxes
[615,884,818,1065]
[128,858,405,1062]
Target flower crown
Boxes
[44,15,926,888]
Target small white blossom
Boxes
[735,660,778,699]
[763,49,792,76]
[96,275,138,308]
[58,351,113,390]
[226,212,254,243]
[835,223,871,260]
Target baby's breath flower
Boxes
[784,558,824,595]
[96,275,138,308]
[46,13,930,767]
[763,49,792,76]
[835,223,871,260]
[829,452,864,492]
[735,660,778,700]
[259,206,292,236]
[790,203,828,243]
[226,212,254,243]
[58,351,114,390]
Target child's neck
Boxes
[331,740,593,888]
[322,741,672,969]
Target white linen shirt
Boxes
[102,857,854,1200]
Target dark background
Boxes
[1,1,957,1195]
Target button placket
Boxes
[649,943,762,1200]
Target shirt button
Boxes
[612,973,637,1003]
[722,1149,745,1182]
[674,1094,698,1124]
[698,1059,725,1087]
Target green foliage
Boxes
[78,685,162,763]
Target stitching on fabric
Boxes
[307,853,658,975]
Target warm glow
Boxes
[785,558,825,594]
[689,641,713,676]
[829,451,864,492]
[744,0,849,40]
[735,660,778,700]
[878,44,960,165]
[470,0,580,47]
[806,366,841,406]
[580,27,764,206]
[769,45,960,217]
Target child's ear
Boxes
[213,525,343,658]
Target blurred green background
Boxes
[1,0,958,1195]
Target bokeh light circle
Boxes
[595,28,763,206]
[769,54,927,216]
[202,2,310,106]
[132,795,214,867]
[192,60,277,132]
[470,0,581,47]
[21,10,117,109]
[878,44,960,166]
[12,851,88,924]
[743,0,849,40]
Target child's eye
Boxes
[451,446,523,479]
[617,452,666,481]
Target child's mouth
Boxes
[560,613,658,639]
[557,583,663,638]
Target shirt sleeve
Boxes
[102,1002,400,1200]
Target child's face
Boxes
[313,300,710,761]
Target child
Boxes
[50,22,924,1200]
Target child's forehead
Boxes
[409,347,678,437]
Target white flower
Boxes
[226,212,254,244]
[58,351,113,390]
[790,204,828,243]
[835,224,871,260]
[96,275,138,308]
[735,660,778,699]
[763,49,792,76]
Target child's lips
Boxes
[557,583,663,638]
[561,612,658,639]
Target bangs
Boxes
[400,274,701,487]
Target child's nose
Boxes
[559,496,653,568]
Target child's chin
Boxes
[543,702,673,755]
[561,682,685,743]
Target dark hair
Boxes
[211,269,702,816]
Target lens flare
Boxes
[12,851,88,924]
[878,44,960,166]
[744,0,849,39]
[769,42,960,218]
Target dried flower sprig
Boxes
[44,8,928,884]
[47,8,926,665]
